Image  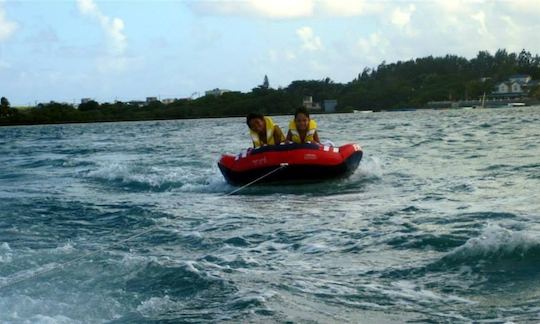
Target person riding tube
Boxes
[246,113,285,148]
[286,107,320,144]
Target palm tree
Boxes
[1,97,10,116]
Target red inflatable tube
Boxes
[218,142,363,185]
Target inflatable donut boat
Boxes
[218,143,363,185]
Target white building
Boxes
[492,74,535,98]
[162,98,176,104]
[205,88,230,96]
[128,100,146,107]
[508,74,532,84]
[303,96,321,110]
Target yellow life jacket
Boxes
[250,116,281,148]
[289,119,317,144]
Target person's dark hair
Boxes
[294,107,310,119]
[246,112,264,126]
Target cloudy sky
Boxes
[1,0,539,106]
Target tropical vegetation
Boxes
[1,49,540,126]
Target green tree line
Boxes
[2,49,540,126]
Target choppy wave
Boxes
[440,223,540,268]
[84,161,231,193]
[381,222,540,287]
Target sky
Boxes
[0,0,539,106]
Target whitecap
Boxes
[182,260,200,274]
[0,242,12,263]
[299,243,329,254]
[84,161,231,193]
[358,155,383,178]
[51,243,75,253]
[0,242,11,251]
[137,295,181,317]
[446,223,539,260]
[366,281,473,304]
[25,314,75,324]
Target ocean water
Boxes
[0,107,539,323]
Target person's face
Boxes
[295,113,309,131]
[249,118,265,133]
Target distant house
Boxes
[161,98,175,105]
[323,99,337,113]
[146,97,159,103]
[302,96,321,110]
[492,74,536,98]
[205,88,230,96]
[81,98,92,104]
[511,82,523,93]
[495,81,522,94]
[128,100,146,107]
[508,74,532,84]
[302,96,312,107]
[495,83,509,94]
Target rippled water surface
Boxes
[1,107,539,323]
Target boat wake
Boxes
[82,154,383,196]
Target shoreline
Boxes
[2,105,539,128]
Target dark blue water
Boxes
[0,107,539,322]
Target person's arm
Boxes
[285,130,292,143]
[250,130,259,148]
[274,125,285,144]
[312,130,321,144]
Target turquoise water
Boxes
[0,107,539,322]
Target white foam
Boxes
[117,253,158,267]
[185,231,203,239]
[24,314,75,324]
[0,242,12,263]
[358,155,383,178]
[448,223,538,259]
[300,243,328,254]
[0,262,59,287]
[228,289,276,309]
[177,168,231,193]
[85,162,129,182]
[137,295,183,317]
[229,293,267,307]
[0,293,123,323]
[183,260,200,274]
[84,161,230,193]
[51,243,75,253]
[365,281,473,304]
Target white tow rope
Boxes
[224,163,288,196]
